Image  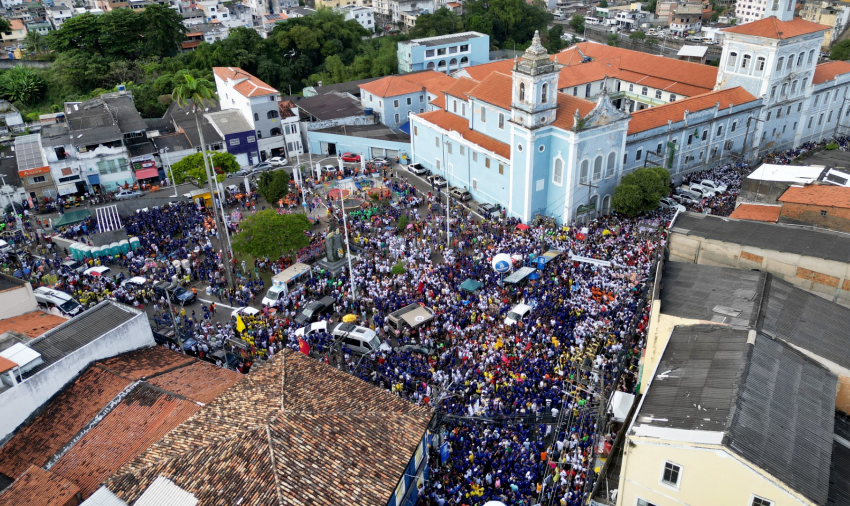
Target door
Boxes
[371,147,386,158]
[327,143,337,156]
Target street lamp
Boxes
[162,147,177,198]
[335,156,357,303]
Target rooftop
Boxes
[399,31,487,47]
[101,93,147,133]
[0,311,67,338]
[813,60,850,85]
[466,71,512,110]
[416,109,511,159]
[778,184,850,208]
[628,87,759,135]
[673,211,850,264]
[103,349,432,505]
[64,98,123,147]
[315,123,411,143]
[723,15,830,39]
[164,100,223,148]
[303,75,384,98]
[13,134,47,172]
[359,70,456,98]
[727,203,781,222]
[0,273,25,294]
[292,92,363,121]
[204,110,254,136]
[0,465,80,506]
[746,163,826,183]
[213,67,279,98]
[151,131,193,154]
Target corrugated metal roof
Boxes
[81,486,128,506]
[660,262,763,326]
[126,476,197,506]
[727,334,837,506]
[828,412,850,506]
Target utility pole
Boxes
[580,180,600,222]
[200,149,235,288]
[163,147,176,197]
[165,294,185,354]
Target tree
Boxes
[831,39,850,61]
[0,66,46,105]
[410,7,463,38]
[568,14,585,34]
[23,31,48,57]
[647,0,658,13]
[0,18,9,35]
[607,33,620,47]
[462,0,553,49]
[613,166,670,216]
[141,4,186,58]
[629,31,646,40]
[231,210,310,260]
[598,0,608,6]
[170,151,238,186]
[545,25,566,53]
[257,170,290,205]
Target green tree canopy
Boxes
[607,33,620,47]
[256,170,291,205]
[231,210,310,259]
[613,166,670,216]
[629,31,646,40]
[140,4,187,58]
[0,18,10,34]
[410,7,463,38]
[0,66,46,105]
[831,39,850,61]
[171,152,238,186]
[462,0,552,49]
[568,14,585,34]
[612,184,644,216]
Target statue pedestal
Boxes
[315,254,357,276]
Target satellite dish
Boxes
[491,253,513,273]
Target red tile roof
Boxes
[359,71,456,98]
[723,16,830,39]
[466,72,513,110]
[147,360,242,404]
[415,109,511,159]
[0,366,131,480]
[628,86,758,134]
[0,465,79,506]
[556,59,620,89]
[50,384,202,498]
[778,184,850,208]
[460,59,514,82]
[0,311,67,338]
[0,355,16,374]
[443,77,479,99]
[551,93,597,130]
[431,94,446,108]
[213,67,278,97]
[812,60,850,85]
[729,204,782,222]
[96,345,195,380]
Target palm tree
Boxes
[171,74,234,287]
[23,31,47,57]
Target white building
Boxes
[213,67,304,161]
[339,5,374,32]
[735,0,795,25]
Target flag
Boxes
[236,315,246,333]
[298,338,310,355]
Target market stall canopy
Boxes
[504,266,536,284]
[460,279,483,292]
[53,209,91,227]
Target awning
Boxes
[87,174,100,184]
[516,223,529,231]
[53,209,91,227]
[504,266,536,284]
[398,121,411,135]
[135,168,160,180]
[460,279,482,292]
[57,183,78,196]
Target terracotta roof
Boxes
[181,40,202,49]
[147,360,242,404]
[431,94,446,108]
[550,93,597,131]
[444,77,479,99]
[50,383,202,498]
[0,366,131,480]
[729,204,782,222]
[812,60,850,85]
[466,71,513,110]
[628,86,758,134]
[556,59,620,89]
[460,59,514,81]
[104,350,432,506]
[213,67,279,97]
[0,355,16,374]
[9,19,24,30]
[778,184,850,208]
[359,71,455,98]
[0,465,79,506]
[96,345,195,380]
[0,311,67,338]
[415,109,511,159]
[723,16,830,39]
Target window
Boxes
[606,152,616,177]
[553,158,564,185]
[716,125,722,136]
[393,99,399,108]
[437,48,446,56]
[472,152,477,162]
[641,87,648,96]
[462,103,466,115]
[247,136,255,143]
[519,83,526,102]
[586,84,592,97]
[593,155,603,180]
[628,83,634,92]
[414,126,418,136]
[498,164,504,175]
[229,139,240,146]
[460,145,465,155]
[485,157,490,168]
[655,90,662,99]
[756,56,765,71]
[814,94,820,106]
[636,148,642,161]
[254,112,259,121]
[767,111,772,121]
[770,86,777,99]
[394,113,400,123]
[480,107,486,122]
[446,141,452,154]
[670,94,676,102]
[687,134,693,146]
[460,44,468,51]
[702,130,708,141]
[425,49,434,57]
[751,497,774,506]
[579,160,589,184]
[821,210,828,216]
[731,121,737,132]
[623,153,628,164]
[829,111,834,123]
[808,49,815,64]
[776,56,784,71]
[269,96,276,101]
[573,87,578,96]
[637,500,659,506]
[407,97,412,106]
[499,113,505,129]
[542,83,548,103]
[435,137,439,147]
[796,52,804,66]
[267,110,279,119]
[742,54,751,69]
[728,52,738,68]
[453,100,457,113]
[420,95,424,103]
[819,113,824,125]
[791,80,798,94]
[808,117,814,128]
[786,57,793,70]
[32,175,46,183]
[780,83,787,96]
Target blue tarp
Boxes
[398,121,411,135]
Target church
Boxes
[408,11,850,224]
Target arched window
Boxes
[796,52,805,66]
[267,110,279,119]
[808,49,815,64]
[426,62,435,70]
[460,56,468,65]
[519,83,526,102]
[606,152,616,177]
[727,52,738,69]
[438,60,446,69]
[741,54,751,69]
[553,158,564,185]
[541,83,548,103]
[602,194,611,214]
[580,160,589,184]
[791,80,798,94]
[254,112,259,121]
[781,83,788,96]
[449,58,457,69]
[786,57,793,69]
[641,87,648,96]
[270,127,281,136]
[776,56,784,71]
[756,56,765,71]
[593,155,603,180]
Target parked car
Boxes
[252,162,273,173]
[449,186,472,201]
[152,281,196,305]
[84,266,111,277]
[688,184,716,198]
[230,306,260,319]
[672,192,700,206]
[408,163,430,176]
[427,174,448,188]
[322,165,338,174]
[120,276,148,288]
[294,321,328,338]
[658,197,686,212]
[504,303,532,326]
[478,202,502,218]
[115,189,143,200]
[235,167,253,177]
[61,260,86,274]
[294,296,336,325]
[268,157,286,167]
[340,152,361,162]
[369,157,390,166]
[700,179,727,193]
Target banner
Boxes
[569,253,612,268]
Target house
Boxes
[667,2,703,35]
[205,109,261,166]
[0,274,37,320]
[181,22,229,51]
[801,0,850,48]
[315,0,370,9]
[358,70,456,129]
[397,32,490,74]
[776,184,850,232]
[0,19,26,51]
[338,4,374,32]
[24,19,50,36]
[15,133,56,203]
[373,0,432,24]
[87,349,433,506]
[213,66,303,161]
[162,100,227,161]
[735,0,798,24]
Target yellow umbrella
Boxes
[342,314,357,323]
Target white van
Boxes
[331,322,388,354]
[0,240,10,253]
[504,303,532,325]
[34,287,82,317]
[384,303,436,336]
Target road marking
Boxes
[198,299,238,310]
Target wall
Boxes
[305,114,377,131]
[0,304,154,440]
[0,60,52,69]
[0,282,37,319]
[667,232,850,306]
[616,437,817,506]
[779,202,850,232]
[307,130,410,161]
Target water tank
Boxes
[117,84,126,92]
[364,107,373,116]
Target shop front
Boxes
[132,157,162,190]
